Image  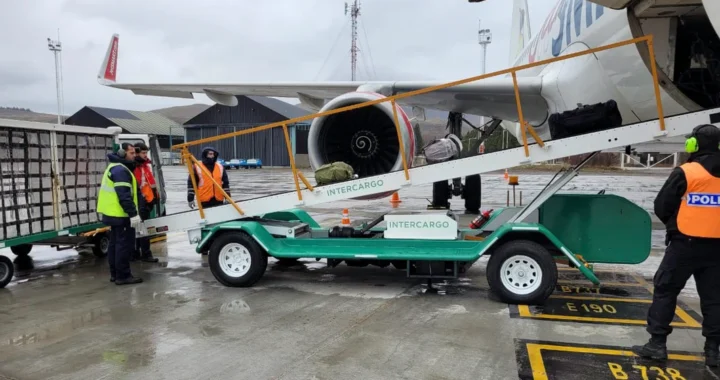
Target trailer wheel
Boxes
[0,256,13,288]
[10,244,32,257]
[92,233,110,257]
[208,232,268,287]
[486,240,557,305]
[432,180,450,208]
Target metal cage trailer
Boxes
[0,119,122,263]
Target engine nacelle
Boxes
[308,92,416,199]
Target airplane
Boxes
[98,0,720,211]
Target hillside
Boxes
[0,107,61,123]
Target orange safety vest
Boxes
[194,162,224,203]
[677,162,720,238]
[134,163,155,203]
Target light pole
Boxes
[47,35,64,124]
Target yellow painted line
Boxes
[526,343,704,380]
[557,280,646,287]
[517,298,701,328]
[548,295,652,303]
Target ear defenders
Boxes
[685,124,720,153]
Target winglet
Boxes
[97,34,119,84]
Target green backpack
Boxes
[314,162,355,186]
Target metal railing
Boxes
[174,35,666,219]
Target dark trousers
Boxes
[108,224,135,280]
[647,237,720,340]
[136,236,151,256]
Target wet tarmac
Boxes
[1,166,716,380]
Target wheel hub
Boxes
[0,263,7,282]
[499,255,543,295]
[350,130,379,159]
[219,243,252,278]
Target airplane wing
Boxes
[99,34,550,126]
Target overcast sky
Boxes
[0,0,557,115]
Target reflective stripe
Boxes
[114,182,132,187]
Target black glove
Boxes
[187,192,194,203]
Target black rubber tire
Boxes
[0,256,13,288]
[463,174,481,214]
[486,240,557,305]
[10,244,32,257]
[208,232,268,287]
[92,232,110,257]
[432,180,450,209]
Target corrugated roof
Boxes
[87,106,183,136]
[247,96,311,120]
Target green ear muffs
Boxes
[686,136,699,153]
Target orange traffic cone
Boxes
[390,192,401,208]
[504,169,509,181]
[341,209,351,226]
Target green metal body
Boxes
[0,222,106,249]
[537,194,652,264]
[192,192,657,286]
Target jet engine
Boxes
[307,92,416,198]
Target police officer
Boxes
[632,124,720,366]
[97,142,144,285]
[187,146,230,209]
[133,142,160,263]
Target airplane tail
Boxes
[508,0,531,66]
[97,34,119,84]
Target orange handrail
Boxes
[174,35,666,209]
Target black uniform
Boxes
[648,151,720,342]
[633,124,720,365]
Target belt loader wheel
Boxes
[486,240,557,305]
[92,232,110,258]
[0,256,14,288]
[208,232,268,287]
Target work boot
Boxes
[705,339,719,367]
[631,336,668,361]
[115,276,143,285]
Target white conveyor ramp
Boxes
[139,108,720,238]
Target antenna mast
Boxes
[345,0,361,81]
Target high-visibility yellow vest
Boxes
[97,163,138,218]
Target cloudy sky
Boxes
[0,0,557,115]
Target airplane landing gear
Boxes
[428,112,485,214]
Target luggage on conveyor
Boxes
[548,99,623,140]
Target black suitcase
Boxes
[548,100,623,140]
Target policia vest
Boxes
[97,163,138,218]
[677,162,720,238]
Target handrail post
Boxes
[282,123,303,201]
[645,35,667,132]
[390,100,410,181]
[511,72,530,157]
[182,147,205,219]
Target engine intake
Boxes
[308,92,416,179]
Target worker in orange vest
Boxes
[633,124,720,366]
[187,147,230,209]
[132,142,159,263]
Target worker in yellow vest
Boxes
[97,143,145,285]
[187,146,231,209]
[633,124,720,366]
